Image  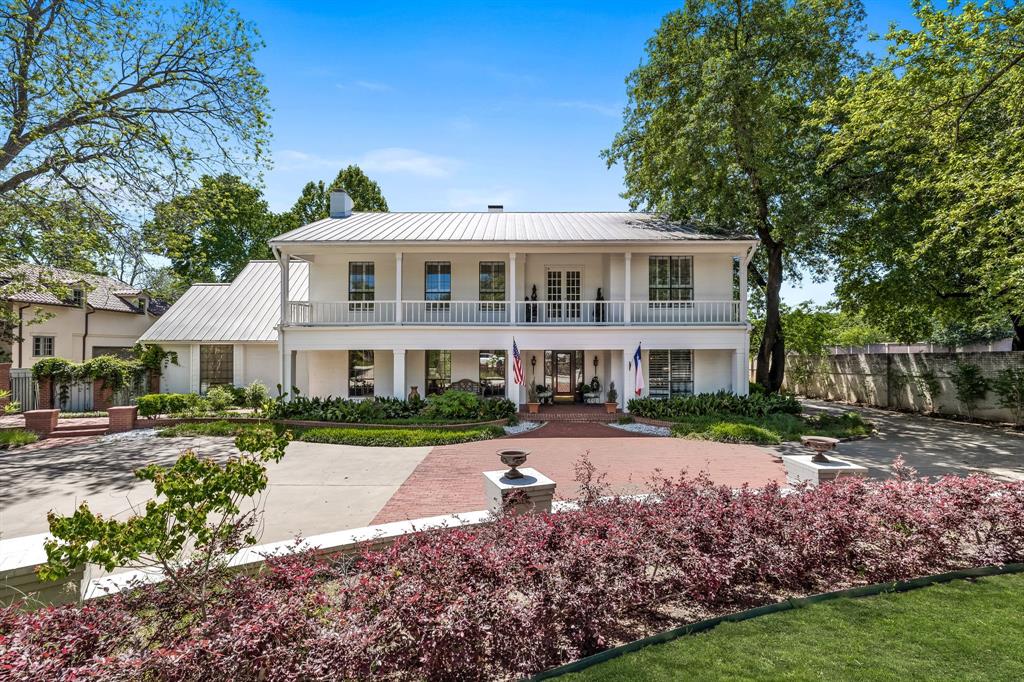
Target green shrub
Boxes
[137,393,212,418]
[297,425,503,447]
[628,391,801,420]
[670,410,871,444]
[949,362,989,420]
[0,428,38,449]
[136,394,165,418]
[705,422,781,445]
[243,380,270,410]
[423,390,481,420]
[205,385,236,411]
[992,367,1024,425]
[157,420,278,438]
[30,357,79,383]
[263,389,514,424]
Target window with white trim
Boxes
[648,349,693,398]
[199,345,233,393]
[426,350,451,395]
[32,336,55,357]
[349,262,375,312]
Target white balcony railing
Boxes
[287,299,742,326]
[402,300,510,325]
[515,300,625,325]
[630,300,740,325]
[289,301,396,325]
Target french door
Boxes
[544,350,584,403]
[545,268,582,322]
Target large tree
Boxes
[285,164,389,228]
[820,1,1024,348]
[142,174,280,287]
[603,0,865,392]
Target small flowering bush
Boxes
[3,459,1023,680]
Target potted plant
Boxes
[527,384,540,414]
[605,382,618,414]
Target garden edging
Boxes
[529,562,1024,680]
[144,416,509,431]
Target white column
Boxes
[508,251,517,325]
[623,251,632,324]
[395,252,403,324]
[739,251,749,323]
[281,344,293,398]
[622,348,631,411]
[393,349,406,398]
[277,250,290,400]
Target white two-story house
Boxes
[268,192,757,410]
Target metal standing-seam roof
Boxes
[139,261,308,343]
[270,212,754,245]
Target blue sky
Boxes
[246,0,918,305]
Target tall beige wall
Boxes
[12,305,157,368]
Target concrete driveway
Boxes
[0,434,430,543]
[783,400,1024,481]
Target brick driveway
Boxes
[372,422,786,523]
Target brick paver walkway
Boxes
[372,423,786,523]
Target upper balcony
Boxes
[287,299,742,327]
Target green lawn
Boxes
[157,419,505,446]
[561,573,1024,681]
[0,428,38,449]
[671,411,872,445]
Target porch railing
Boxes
[289,301,397,325]
[515,300,625,325]
[630,300,741,324]
[402,300,510,325]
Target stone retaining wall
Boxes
[785,351,1024,422]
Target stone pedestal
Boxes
[93,379,114,410]
[24,409,59,436]
[483,467,556,515]
[107,405,138,433]
[1,533,89,608]
[781,454,868,486]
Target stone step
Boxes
[49,426,108,438]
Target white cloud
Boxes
[445,187,519,211]
[353,80,393,92]
[553,100,620,118]
[360,147,461,178]
[274,147,460,179]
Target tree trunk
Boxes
[755,243,786,392]
[1012,314,1024,351]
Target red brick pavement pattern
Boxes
[372,423,786,524]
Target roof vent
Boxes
[487,204,503,213]
[330,190,354,218]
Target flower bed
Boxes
[3,461,1022,680]
[155,420,506,446]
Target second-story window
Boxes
[349,262,375,311]
[649,256,693,302]
[479,261,505,311]
[425,261,451,310]
[68,289,84,307]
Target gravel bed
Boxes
[607,422,671,437]
[98,428,159,443]
[503,421,543,435]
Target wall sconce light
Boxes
[592,355,599,369]
[531,355,537,368]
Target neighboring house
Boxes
[266,192,758,409]
[2,264,167,368]
[138,261,309,394]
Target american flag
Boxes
[512,339,524,385]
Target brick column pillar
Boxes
[147,369,161,395]
[24,409,59,436]
[106,405,138,433]
[93,379,114,410]
[0,362,10,409]
[37,376,53,410]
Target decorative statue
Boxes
[596,287,606,322]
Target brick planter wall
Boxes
[93,379,114,410]
[37,376,53,410]
[107,405,138,433]
[0,362,9,409]
[24,409,59,436]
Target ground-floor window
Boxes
[91,346,133,359]
[426,350,451,395]
[479,350,506,397]
[199,344,233,393]
[32,336,55,357]
[648,349,693,398]
[348,350,374,397]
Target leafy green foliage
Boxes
[992,368,1024,426]
[0,428,37,449]
[264,389,514,424]
[949,363,990,420]
[670,411,871,443]
[296,425,503,447]
[29,357,78,383]
[604,0,866,391]
[820,1,1024,348]
[41,427,289,605]
[204,385,236,412]
[136,393,210,418]
[131,343,178,374]
[628,391,801,420]
[242,380,270,411]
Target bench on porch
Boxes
[450,378,483,396]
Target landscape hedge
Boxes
[627,391,802,420]
[3,459,1022,680]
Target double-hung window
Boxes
[348,262,375,313]
[349,350,374,397]
[479,261,505,313]
[647,349,694,399]
[648,256,693,303]
[425,262,451,312]
[479,350,506,397]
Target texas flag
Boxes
[633,343,644,396]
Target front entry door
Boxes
[553,351,574,402]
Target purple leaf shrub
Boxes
[2,467,1023,681]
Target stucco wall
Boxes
[788,351,1024,422]
[12,304,158,368]
[158,343,283,395]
